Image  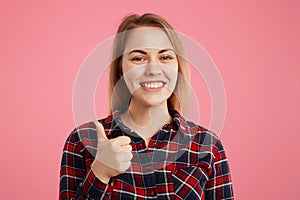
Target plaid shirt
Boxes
[60,110,234,200]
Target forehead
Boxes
[123,27,174,54]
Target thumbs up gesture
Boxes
[91,121,133,184]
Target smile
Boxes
[140,81,166,89]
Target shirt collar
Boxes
[107,109,190,135]
[169,110,191,134]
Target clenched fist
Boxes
[91,121,133,184]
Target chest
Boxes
[111,148,212,199]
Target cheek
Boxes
[122,65,145,93]
[165,63,178,81]
[170,72,178,89]
[165,68,178,92]
[121,60,134,93]
[121,59,130,75]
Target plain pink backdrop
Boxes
[1,0,299,199]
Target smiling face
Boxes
[121,27,179,108]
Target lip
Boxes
[139,80,166,92]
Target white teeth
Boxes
[142,82,164,89]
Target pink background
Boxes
[1,0,299,199]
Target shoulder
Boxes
[171,113,227,169]
[172,111,221,146]
[66,122,97,144]
[188,121,222,148]
[173,112,225,158]
[64,114,115,151]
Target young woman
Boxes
[60,13,234,199]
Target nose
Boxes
[145,59,163,76]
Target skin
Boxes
[92,27,179,184]
[121,27,178,142]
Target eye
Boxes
[160,55,174,61]
[131,56,146,62]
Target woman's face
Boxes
[121,27,178,107]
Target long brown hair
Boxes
[108,13,190,114]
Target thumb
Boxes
[93,121,108,141]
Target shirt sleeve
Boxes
[59,130,113,200]
[204,139,234,200]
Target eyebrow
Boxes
[128,48,175,55]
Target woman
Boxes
[60,13,234,199]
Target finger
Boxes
[116,151,133,161]
[111,136,131,147]
[123,152,133,161]
[118,161,132,172]
[93,121,108,141]
[119,144,132,152]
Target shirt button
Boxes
[106,191,111,195]
[150,191,157,196]
[152,142,157,147]
[146,165,152,171]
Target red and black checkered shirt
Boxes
[60,110,234,199]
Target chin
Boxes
[131,90,172,107]
[150,101,166,107]
[141,95,171,107]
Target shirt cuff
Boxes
[80,168,113,199]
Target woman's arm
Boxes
[59,129,113,200]
[204,139,234,200]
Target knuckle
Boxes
[110,139,118,145]
[115,155,121,161]
[129,153,133,160]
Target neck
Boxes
[121,98,171,138]
[128,98,169,126]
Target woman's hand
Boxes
[91,121,133,184]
